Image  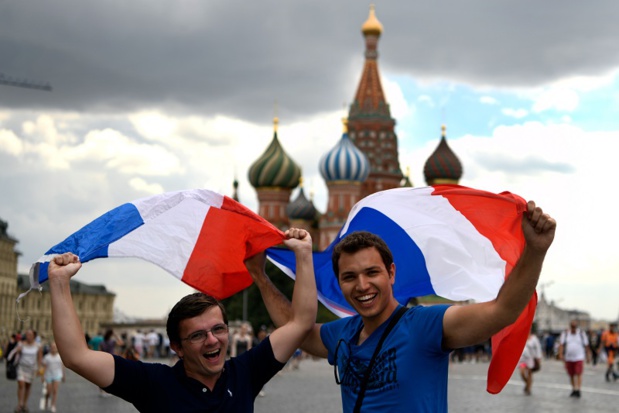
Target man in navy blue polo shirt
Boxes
[47,228,316,412]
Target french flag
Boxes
[266,184,533,394]
[27,189,285,299]
[28,185,533,393]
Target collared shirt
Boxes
[104,336,284,412]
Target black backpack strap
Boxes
[353,306,408,413]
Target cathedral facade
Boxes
[247,6,463,250]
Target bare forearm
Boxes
[49,278,89,368]
[252,268,294,327]
[289,249,317,329]
[493,246,546,325]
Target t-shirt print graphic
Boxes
[341,347,399,393]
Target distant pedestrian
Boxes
[588,329,601,366]
[88,331,104,351]
[132,330,145,358]
[598,322,619,382]
[543,333,555,359]
[146,330,159,359]
[9,329,43,412]
[231,322,253,357]
[4,333,19,379]
[558,320,591,398]
[41,342,65,412]
[100,329,124,356]
[518,327,542,395]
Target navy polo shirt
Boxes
[103,336,285,412]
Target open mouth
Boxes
[203,349,221,360]
[356,293,377,304]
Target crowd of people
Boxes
[513,320,619,398]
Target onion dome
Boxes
[319,119,370,182]
[423,125,463,185]
[286,178,317,221]
[362,4,383,37]
[248,117,301,189]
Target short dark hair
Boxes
[332,231,394,277]
[166,292,228,345]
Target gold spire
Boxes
[273,99,279,132]
[299,176,304,187]
[342,117,349,133]
[441,124,446,137]
[362,4,383,36]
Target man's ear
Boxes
[389,263,396,284]
[170,342,183,358]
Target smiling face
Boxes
[337,246,399,328]
[171,306,229,388]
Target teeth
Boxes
[357,294,376,302]
[205,349,220,357]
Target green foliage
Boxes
[221,260,338,334]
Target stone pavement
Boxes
[2,357,619,412]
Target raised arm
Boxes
[246,228,325,361]
[442,200,556,350]
[48,253,115,387]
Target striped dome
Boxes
[248,119,301,189]
[286,186,317,221]
[319,131,370,183]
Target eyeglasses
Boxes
[182,324,229,344]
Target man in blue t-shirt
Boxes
[253,201,556,412]
[47,228,316,412]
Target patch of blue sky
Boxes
[564,83,619,131]
[385,74,590,150]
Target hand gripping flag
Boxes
[24,189,285,301]
[266,184,533,394]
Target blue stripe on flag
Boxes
[267,206,437,316]
[38,203,144,283]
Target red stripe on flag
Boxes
[182,199,285,299]
[431,184,534,394]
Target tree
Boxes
[221,261,338,334]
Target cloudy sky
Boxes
[1,1,618,321]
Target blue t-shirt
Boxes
[321,305,450,413]
[104,336,285,412]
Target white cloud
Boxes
[0,129,24,156]
[532,88,580,113]
[551,69,618,93]
[501,108,529,119]
[418,95,435,107]
[383,77,413,119]
[128,177,165,195]
[480,96,499,105]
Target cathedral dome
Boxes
[423,125,463,185]
[286,181,317,221]
[361,4,383,37]
[248,117,301,189]
[319,120,370,183]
